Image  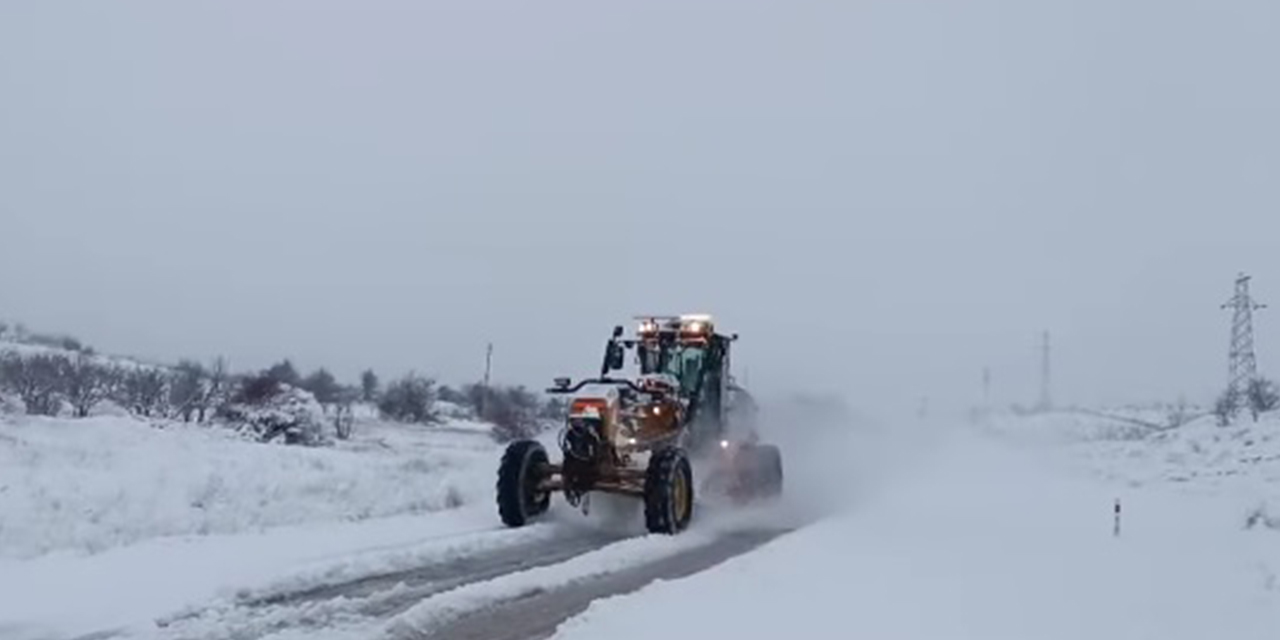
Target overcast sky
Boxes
[1,1,1278,417]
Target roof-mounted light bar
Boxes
[634,313,717,338]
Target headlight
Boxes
[719,440,730,449]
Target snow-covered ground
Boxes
[0,415,498,559]
[546,412,1280,640]
[0,413,515,640]
[0,507,509,640]
[983,411,1280,515]
[8,401,1280,640]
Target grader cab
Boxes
[495,314,783,534]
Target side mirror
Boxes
[553,377,572,390]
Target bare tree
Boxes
[203,356,229,422]
[64,353,118,418]
[0,353,67,416]
[119,367,169,417]
[169,360,206,422]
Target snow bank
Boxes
[983,410,1280,517]
[551,429,1280,640]
[0,414,498,559]
[0,507,510,640]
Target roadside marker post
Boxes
[1113,498,1121,538]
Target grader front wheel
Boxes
[644,446,694,534]
[497,440,551,528]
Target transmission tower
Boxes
[1222,273,1265,396]
[1037,331,1052,412]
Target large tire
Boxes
[644,446,694,534]
[754,444,783,498]
[497,440,551,528]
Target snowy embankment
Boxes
[981,410,1280,519]
[0,413,509,640]
[0,415,496,559]
[548,413,1280,640]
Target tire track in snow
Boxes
[389,527,790,640]
[138,527,631,640]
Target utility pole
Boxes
[479,342,493,418]
[1037,331,1052,412]
[1222,272,1265,397]
[484,342,493,388]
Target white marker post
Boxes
[1113,498,1121,538]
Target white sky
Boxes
[2,0,1278,417]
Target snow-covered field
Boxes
[547,412,1280,640]
[0,413,513,640]
[982,411,1280,515]
[0,415,498,559]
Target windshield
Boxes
[637,344,704,395]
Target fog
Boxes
[2,1,1278,419]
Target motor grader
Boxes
[496,314,783,534]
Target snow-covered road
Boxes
[77,504,797,640]
[550,422,1280,640]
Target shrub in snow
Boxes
[219,375,328,446]
[1215,387,1242,426]
[486,386,547,443]
[264,359,303,387]
[379,373,438,424]
[1246,377,1280,422]
[301,367,342,406]
[1245,503,1280,531]
[361,369,380,403]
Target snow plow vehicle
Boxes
[496,314,783,534]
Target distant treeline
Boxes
[0,322,566,444]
